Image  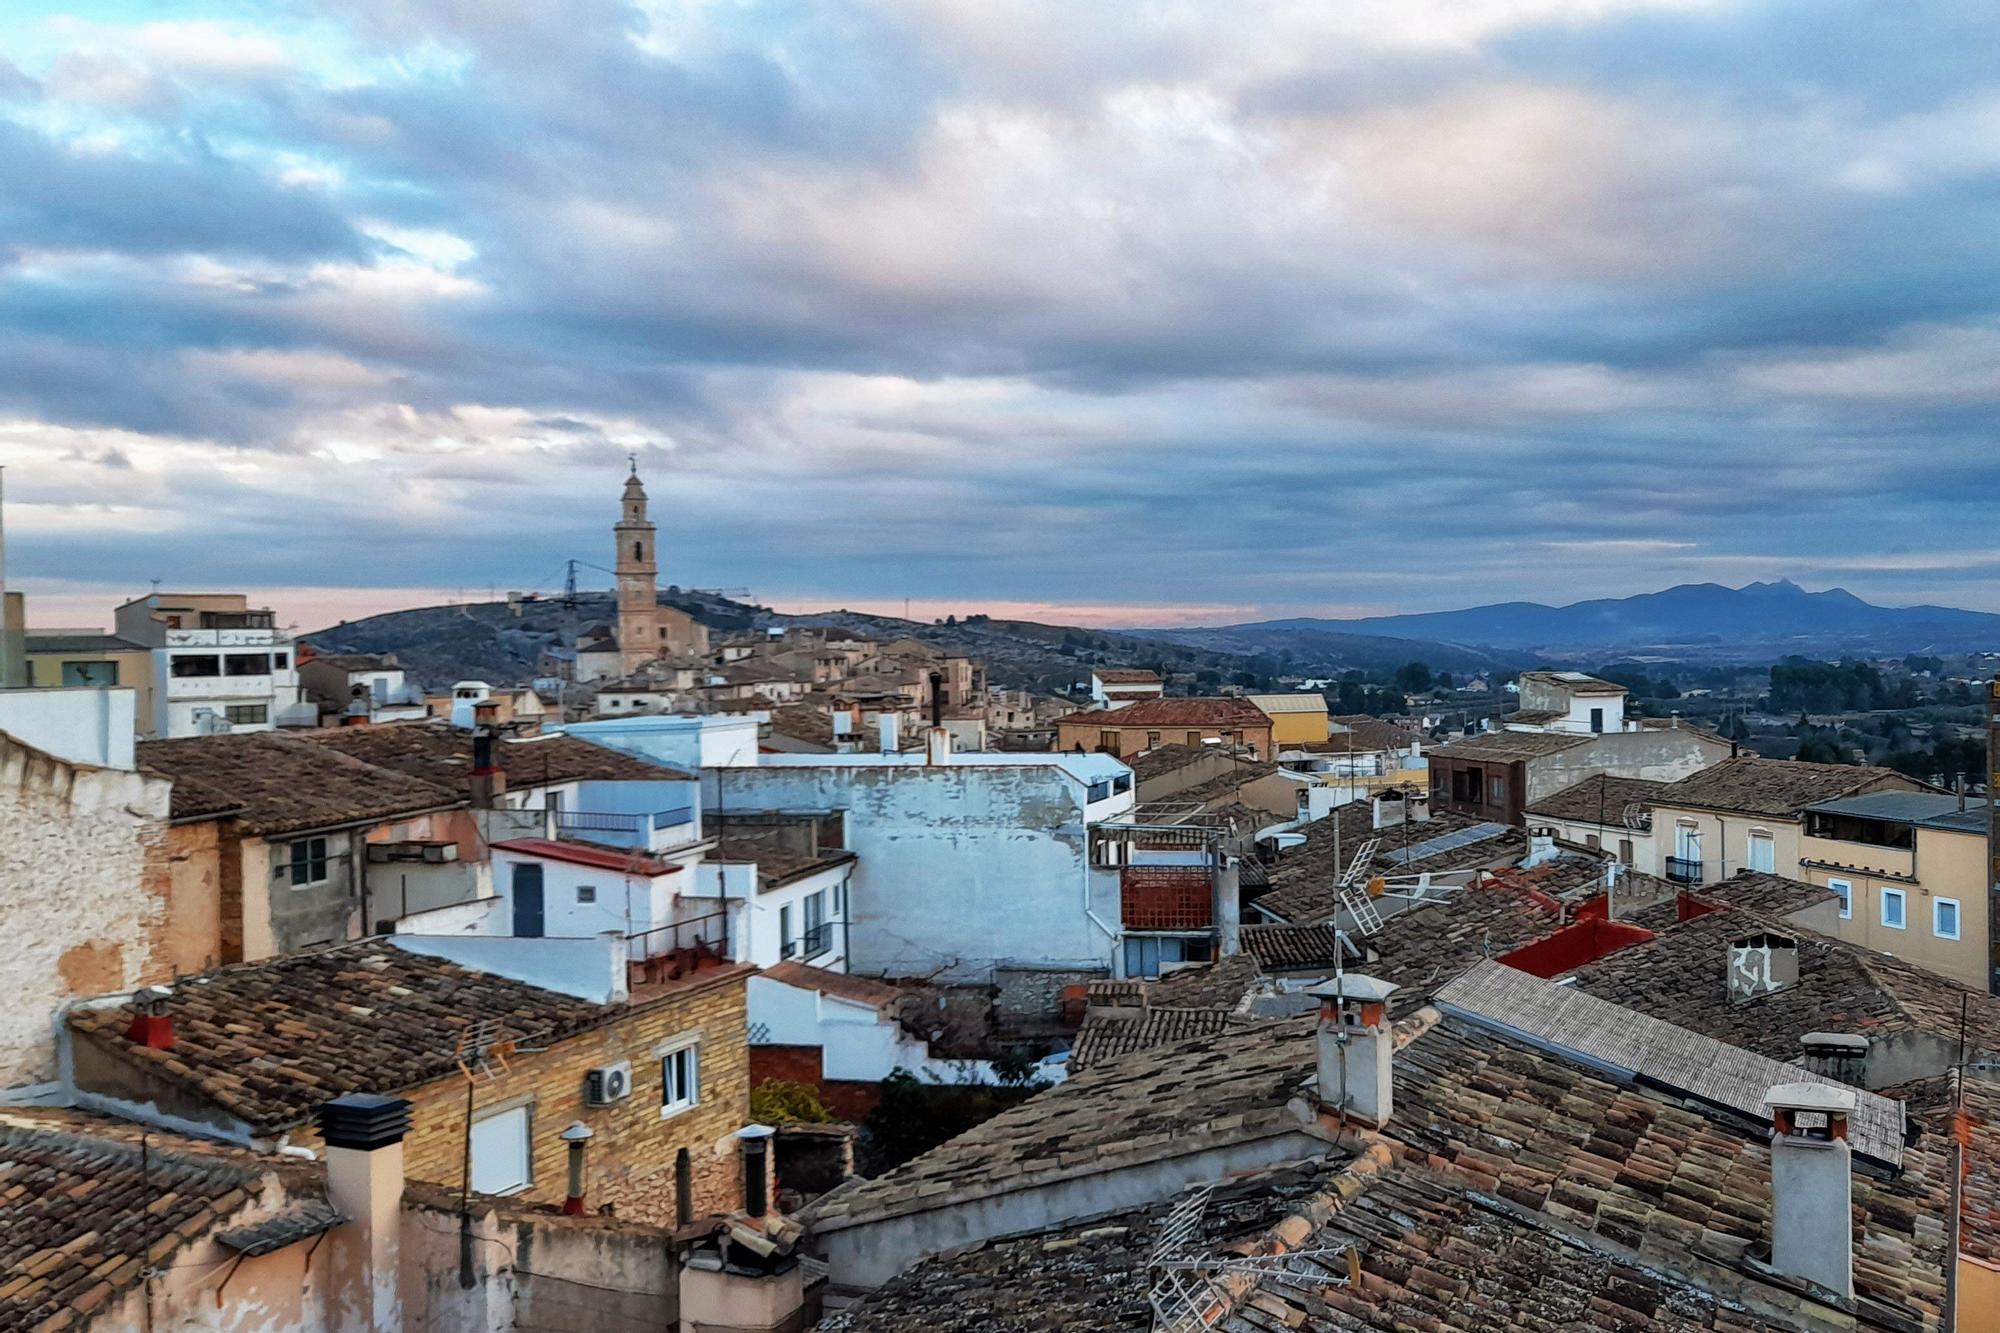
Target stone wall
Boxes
[0,732,173,1089]
[299,968,753,1226]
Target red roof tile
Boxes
[491,838,683,875]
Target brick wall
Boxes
[300,969,752,1225]
[750,1046,880,1122]
[1120,867,1213,929]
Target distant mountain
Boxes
[1185,581,2000,659]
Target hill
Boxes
[1189,581,2000,660]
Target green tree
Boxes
[1393,661,1432,693]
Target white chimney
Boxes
[319,1094,412,1330]
[1522,832,1557,868]
[926,726,952,765]
[1307,974,1398,1129]
[1370,791,1405,831]
[1763,1082,1856,1300]
[878,713,898,753]
[1728,931,1799,1004]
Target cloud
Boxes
[2,0,2000,626]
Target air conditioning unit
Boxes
[585,1060,633,1106]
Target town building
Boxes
[1427,718,1733,825]
[1086,668,1164,709]
[112,592,309,737]
[1055,696,1274,761]
[1245,692,1330,746]
[1795,790,1993,990]
[1647,756,1928,890]
[297,649,430,725]
[1510,668,1633,732]
[1277,714,1426,804]
[1524,773,1670,868]
[66,935,755,1228]
[21,629,153,718]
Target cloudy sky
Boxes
[5,0,2000,631]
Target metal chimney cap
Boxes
[1764,1081,1857,1114]
[735,1123,777,1141]
[1304,974,1398,1004]
[559,1121,595,1143]
[317,1094,413,1150]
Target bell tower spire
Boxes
[615,464,660,673]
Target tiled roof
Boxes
[22,633,147,655]
[1092,670,1162,685]
[0,1112,259,1332]
[1520,669,1626,695]
[1164,761,1283,807]
[1056,697,1271,730]
[1563,904,2000,1066]
[1959,1073,2000,1266]
[714,840,855,887]
[760,962,901,1011]
[1256,803,1523,923]
[1069,956,1273,1072]
[1618,871,1838,930]
[1655,756,1919,819]
[1146,952,1265,1010]
[768,705,834,747]
[138,732,459,834]
[1525,773,1670,828]
[305,721,681,791]
[69,942,616,1134]
[1804,790,1993,828]
[1069,1007,1245,1073]
[304,651,395,672]
[1502,708,1566,725]
[490,837,683,876]
[1125,743,1213,783]
[1427,729,1597,761]
[802,1017,1320,1230]
[1245,693,1328,715]
[1324,714,1420,752]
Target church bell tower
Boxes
[615,459,661,673]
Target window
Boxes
[224,704,268,725]
[661,1043,701,1116]
[1186,731,1201,746]
[1122,935,1215,979]
[1451,766,1484,803]
[1589,707,1604,733]
[1585,833,1601,850]
[1099,730,1119,752]
[779,904,795,958]
[833,879,845,916]
[1488,776,1506,805]
[286,837,330,887]
[272,652,289,670]
[469,1103,532,1195]
[170,654,221,678]
[1934,897,1961,940]
[61,660,116,687]
[803,889,831,958]
[576,885,597,904]
[1746,830,1776,874]
[1881,888,1907,930]
[1828,878,1852,919]
[224,653,268,676]
[1146,731,1161,748]
[633,541,644,561]
[1618,838,1634,865]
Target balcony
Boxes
[625,908,733,984]
[1666,856,1703,885]
[555,806,697,850]
[781,922,836,962]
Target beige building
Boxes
[1247,693,1331,746]
[1796,791,1991,990]
[612,466,709,674]
[23,631,154,722]
[1057,696,1275,762]
[1645,756,1927,893]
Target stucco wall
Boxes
[1803,824,1989,989]
[0,733,173,1089]
[700,765,1112,980]
[1527,730,1729,803]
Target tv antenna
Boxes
[1145,1183,1356,1332]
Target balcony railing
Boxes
[554,806,697,848]
[1666,856,1703,885]
[625,908,732,981]
[782,922,836,961]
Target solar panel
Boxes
[1386,822,1509,865]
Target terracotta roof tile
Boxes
[304,720,681,790]
[69,942,616,1134]
[1056,697,1271,730]
[760,963,901,1011]
[1256,802,1523,923]
[1525,773,1671,829]
[1428,729,1597,761]
[138,732,459,834]
[1656,756,1924,819]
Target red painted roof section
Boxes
[490,838,681,876]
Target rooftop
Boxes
[1244,693,1329,715]
[1618,870,1839,929]
[1656,756,1920,819]
[1525,773,1671,828]
[1323,713,1421,752]
[22,632,148,655]
[1056,696,1273,730]
[0,1110,267,1333]
[71,942,633,1133]
[303,720,682,791]
[138,731,459,834]
[1563,903,2000,1067]
[1092,669,1162,685]
[759,961,901,1011]
[1428,729,1597,761]
[1521,669,1628,695]
[1125,742,1213,783]
[1804,789,1994,830]
[1255,802,1524,924]
[713,839,856,887]
[490,837,684,876]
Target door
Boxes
[511,863,545,938]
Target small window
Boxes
[779,904,795,959]
[469,1103,532,1195]
[1186,731,1200,746]
[662,1044,701,1117]
[1488,776,1506,804]
[287,837,330,887]
[1746,830,1776,874]
[1099,730,1119,751]
[576,885,597,904]
[833,879,845,916]
[1618,838,1634,864]
[1585,833,1600,850]
[225,704,268,725]
[170,655,222,678]
[1828,878,1852,919]
[272,652,290,670]
[224,653,268,676]
[1881,888,1906,930]
[1146,731,1161,748]
[1934,897,1961,940]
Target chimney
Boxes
[924,670,952,765]
[560,1121,594,1216]
[1405,791,1430,824]
[469,705,506,810]
[1763,1082,1856,1301]
[738,1124,775,1217]
[1370,791,1405,831]
[1307,974,1399,1128]
[319,1094,413,1331]
[1727,930,1799,1004]
[877,713,898,754]
[1522,831,1557,868]
[124,985,175,1050]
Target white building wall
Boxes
[745,977,995,1085]
[489,847,681,939]
[0,687,138,769]
[698,762,1117,980]
[684,861,852,970]
[556,715,759,770]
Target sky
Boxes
[5,0,2000,632]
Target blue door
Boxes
[512,863,545,937]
